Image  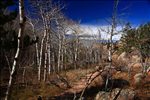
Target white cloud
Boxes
[66,24,123,40]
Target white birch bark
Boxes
[48,39,51,74]
[64,47,67,70]
[44,35,48,82]
[38,8,47,81]
[74,34,78,69]
[43,14,49,81]
[57,33,61,72]
[56,20,61,72]
[52,51,55,72]
[5,0,25,99]
[105,0,118,90]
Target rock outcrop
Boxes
[95,88,136,100]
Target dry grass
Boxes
[3,64,150,100]
[8,67,94,100]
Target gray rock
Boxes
[95,88,136,100]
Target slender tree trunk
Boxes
[74,47,77,69]
[46,14,51,75]
[43,16,49,82]
[61,32,65,70]
[5,0,25,99]
[64,47,67,70]
[52,51,55,72]
[35,42,39,66]
[74,37,78,69]
[48,39,51,74]
[44,36,48,82]
[38,29,46,81]
[105,0,118,91]
[61,46,64,70]
[38,10,47,81]
[56,20,61,72]
[57,33,61,72]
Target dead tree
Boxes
[5,0,26,99]
[69,23,82,69]
[99,0,119,90]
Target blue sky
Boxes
[7,0,150,40]
[9,0,150,26]
[62,0,150,26]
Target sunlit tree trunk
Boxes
[52,51,55,72]
[60,30,65,70]
[48,39,51,74]
[105,0,118,90]
[74,34,79,69]
[56,20,61,72]
[44,35,48,82]
[5,0,26,99]
[64,47,67,70]
[38,8,47,81]
[43,15,49,81]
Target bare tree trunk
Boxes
[74,36,78,69]
[105,0,118,91]
[61,32,65,70]
[58,33,61,72]
[38,29,46,81]
[61,45,64,70]
[56,20,61,72]
[52,51,55,72]
[43,15,50,82]
[48,39,51,74]
[74,47,77,69]
[44,36,48,82]
[35,41,40,66]
[5,0,25,99]
[64,47,67,70]
[38,9,47,81]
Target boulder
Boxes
[131,55,141,63]
[117,52,129,63]
[95,88,136,100]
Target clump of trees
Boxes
[120,22,150,72]
[1,1,103,99]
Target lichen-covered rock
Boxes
[95,88,136,100]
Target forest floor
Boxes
[1,65,150,100]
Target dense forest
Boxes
[0,0,150,100]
